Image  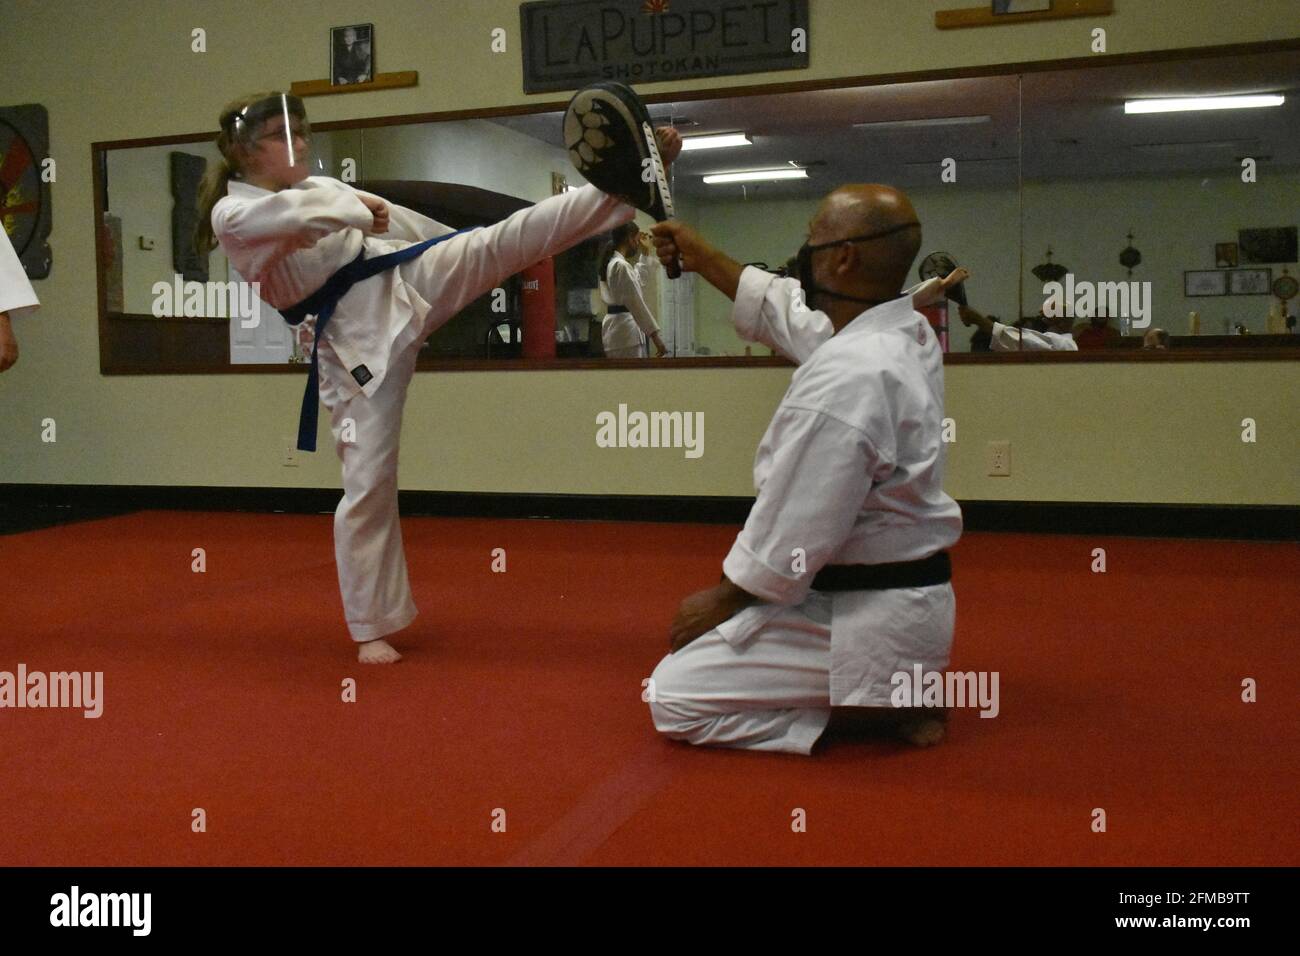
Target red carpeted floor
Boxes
[0,510,1295,866]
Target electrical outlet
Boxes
[282,441,299,467]
[986,440,1011,477]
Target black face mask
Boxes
[795,221,921,311]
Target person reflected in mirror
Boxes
[1072,313,1121,349]
[1142,328,1170,350]
[598,222,667,358]
[959,304,1078,352]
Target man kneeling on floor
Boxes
[645,184,962,755]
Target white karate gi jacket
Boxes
[214,176,631,400]
[717,267,963,704]
[600,251,660,352]
[0,227,39,317]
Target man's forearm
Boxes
[961,307,994,336]
[695,242,746,301]
[0,312,18,371]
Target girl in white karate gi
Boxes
[196,91,680,662]
[598,222,667,358]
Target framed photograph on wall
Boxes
[331,23,374,86]
[1227,268,1272,296]
[1238,226,1298,264]
[1215,242,1238,268]
[1184,270,1227,297]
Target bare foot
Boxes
[897,717,946,747]
[358,639,402,664]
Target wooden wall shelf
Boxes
[937,0,1113,30]
[290,71,418,97]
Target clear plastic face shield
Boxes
[227,93,317,180]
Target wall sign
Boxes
[520,0,809,94]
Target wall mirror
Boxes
[93,41,1299,375]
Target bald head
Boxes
[811,184,923,292]
[1142,327,1170,350]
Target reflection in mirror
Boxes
[95,48,1299,374]
[493,77,1022,358]
[103,128,364,363]
[670,77,1022,357]
[1013,50,1299,354]
[356,117,595,359]
[488,100,697,360]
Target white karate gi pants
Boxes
[604,343,647,358]
[314,258,469,642]
[648,584,956,756]
[647,591,836,756]
[601,310,649,358]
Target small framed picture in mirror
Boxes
[1227,268,1271,296]
[331,24,374,86]
[1185,270,1227,297]
[1215,242,1238,268]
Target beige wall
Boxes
[1,0,1297,506]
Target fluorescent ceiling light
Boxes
[1129,139,1256,152]
[1125,95,1284,114]
[704,168,808,184]
[680,133,752,151]
[854,115,991,131]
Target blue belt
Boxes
[280,228,475,452]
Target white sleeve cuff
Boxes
[732,265,777,342]
[722,541,809,607]
[908,277,945,308]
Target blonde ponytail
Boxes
[193,91,282,257]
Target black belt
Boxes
[811,551,951,592]
[606,304,628,313]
